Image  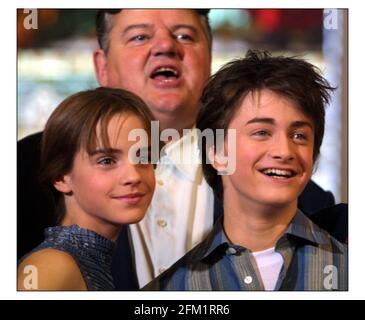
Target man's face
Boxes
[94,10,211,130]
[218,89,314,212]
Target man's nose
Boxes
[150,30,181,58]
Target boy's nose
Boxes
[269,136,295,161]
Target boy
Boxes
[144,50,347,290]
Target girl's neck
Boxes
[61,214,120,242]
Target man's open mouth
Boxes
[260,168,296,179]
[150,66,180,80]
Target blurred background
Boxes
[17,9,348,203]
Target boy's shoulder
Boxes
[143,222,224,290]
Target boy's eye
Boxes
[253,130,270,137]
[292,132,308,141]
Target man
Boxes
[93,9,215,288]
[18,9,339,290]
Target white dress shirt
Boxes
[129,129,214,287]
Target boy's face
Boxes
[55,113,155,238]
[218,89,314,212]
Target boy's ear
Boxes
[53,175,73,195]
[208,146,227,173]
[93,48,109,87]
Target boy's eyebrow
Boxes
[245,117,275,126]
[290,120,314,130]
[245,118,314,130]
[89,148,121,156]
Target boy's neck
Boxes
[223,200,297,252]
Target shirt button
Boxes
[159,267,166,274]
[244,276,253,284]
[157,219,167,227]
[157,180,164,186]
[227,247,237,255]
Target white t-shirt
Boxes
[252,247,284,290]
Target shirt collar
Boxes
[159,128,201,181]
[192,215,230,262]
[284,209,331,246]
[194,209,332,262]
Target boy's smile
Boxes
[219,89,314,212]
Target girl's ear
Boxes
[53,175,72,194]
[208,146,228,174]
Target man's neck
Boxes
[157,117,195,143]
[223,200,297,252]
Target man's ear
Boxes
[54,176,73,195]
[93,48,108,86]
[208,146,228,173]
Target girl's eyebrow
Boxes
[89,148,121,156]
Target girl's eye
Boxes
[136,147,151,164]
[97,157,115,166]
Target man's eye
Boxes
[175,33,194,41]
[130,34,148,42]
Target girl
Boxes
[18,87,156,290]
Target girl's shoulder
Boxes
[17,248,87,290]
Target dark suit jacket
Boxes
[17,131,347,290]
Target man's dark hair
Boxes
[197,49,335,200]
[96,9,212,53]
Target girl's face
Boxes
[55,113,155,239]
